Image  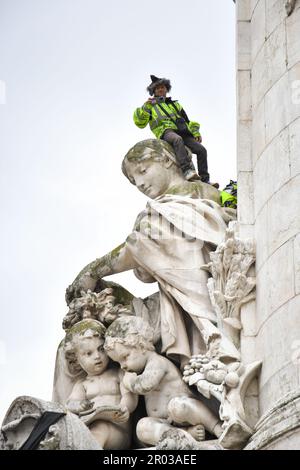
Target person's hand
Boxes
[195,135,202,143]
[144,98,154,107]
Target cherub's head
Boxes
[104,317,155,373]
[64,319,109,376]
[122,139,187,199]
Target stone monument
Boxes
[0,139,261,450]
[236,0,300,449]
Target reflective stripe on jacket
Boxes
[133,99,201,139]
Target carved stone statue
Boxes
[1,139,260,451]
[0,396,102,450]
[64,319,137,449]
[66,139,240,368]
[104,316,223,447]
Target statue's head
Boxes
[122,139,185,199]
[104,316,155,373]
[64,319,109,376]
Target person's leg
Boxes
[162,130,192,174]
[167,396,223,438]
[183,136,210,182]
[89,421,131,450]
[136,417,174,446]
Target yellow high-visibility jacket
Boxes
[133,98,201,139]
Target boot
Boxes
[183,168,201,181]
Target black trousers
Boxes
[162,129,209,181]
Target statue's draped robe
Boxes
[126,195,240,365]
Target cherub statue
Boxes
[104,316,224,447]
[64,319,138,449]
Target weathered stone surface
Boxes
[265,429,300,450]
[289,117,300,178]
[245,390,300,449]
[237,0,300,449]
[289,62,300,122]
[243,378,260,429]
[294,234,300,295]
[237,171,254,224]
[237,21,251,70]
[285,0,299,17]
[238,224,254,239]
[256,240,294,330]
[251,21,287,110]
[250,0,260,17]
[266,0,286,38]
[268,174,300,255]
[238,71,252,120]
[254,202,269,270]
[266,240,295,313]
[252,99,266,162]
[259,360,300,416]
[240,299,257,338]
[253,127,290,217]
[240,334,258,365]
[251,0,266,61]
[287,5,300,68]
[237,0,252,21]
[258,295,300,392]
[237,120,252,172]
[265,73,290,144]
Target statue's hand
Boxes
[111,406,130,423]
[67,399,93,415]
[65,272,97,305]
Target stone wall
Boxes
[236,0,300,448]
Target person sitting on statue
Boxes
[104,316,224,447]
[64,319,138,449]
[133,74,217,187]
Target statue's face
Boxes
[76,336,109,375]
[107,342,147,373]
[126,159,171,199]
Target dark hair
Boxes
[147,78,171,96]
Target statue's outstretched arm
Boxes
[66,242,137,304]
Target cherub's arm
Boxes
[119,370,139,413]
[124,362,166,395]
[66,381,92,414]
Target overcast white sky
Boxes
[0,0,236,422]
